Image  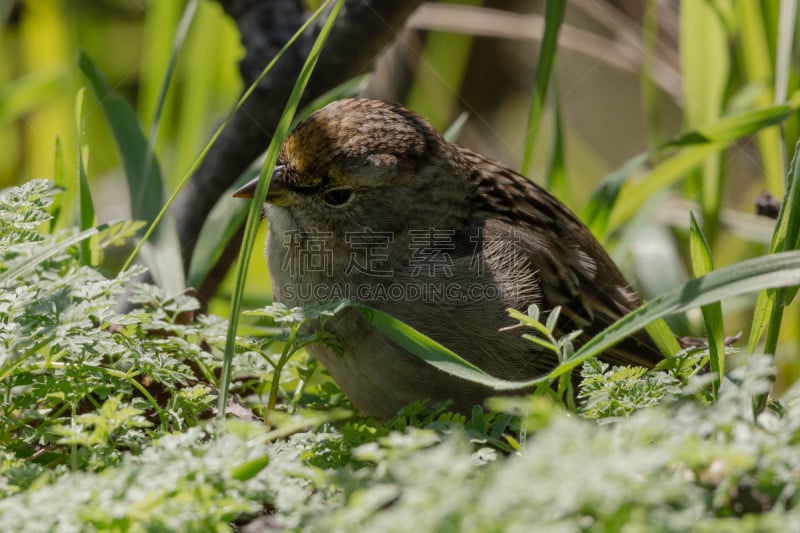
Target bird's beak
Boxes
[232,165,287,203]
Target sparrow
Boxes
[235,98,662,418]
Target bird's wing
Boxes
[461,148,663,368]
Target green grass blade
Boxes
[748,140,800,351]
[138,1,183,131]
[736,0,784,193]
[79,51,185,290]
[218,0,344,418]
[357,305,497,386]
[640,0,662,149]
[680,0,729,243]
[608,143,721,235]
[49,136,65,233]
[75,88,96,266]
[549,251,800,382]
[443,111,469,143]
[748,289,774,353]
[644,320,681,357]
[78,51,164,235]
[545,80,567,200]
[142,0,198,190]
[665,99,796,147]
[519,0,566,176]
[356,252,800,393]
[583,153,648,241]
[607,95,800,234]
[774,0,797,166]
[761,141,800,354]
[689,212,724,393]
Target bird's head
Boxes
[234,98,472,234]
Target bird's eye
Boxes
[322,188,354,207]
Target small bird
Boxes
[235,98,662,418]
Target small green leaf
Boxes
[357,305,496,386]
[545,306,561,333]
[230,455,270,481]
[527,303,540,323]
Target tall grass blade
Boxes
[549,251,800,381]
[775,0,798,170]
[775,3,798,101]
[79,51,185,290]
[519,0,565,176]
[142,0,198,192]
[545,80,567,200]
[680,0,729,243]
[585,96,797,240]
[640,0,662,150]
[78,52,164,237]
[358,305,493,385]
[607,96,800,234]
[443,111,469,143]
[187,174,252,288]
[736,0,785,193]
[749,140,800,355]
[583,153,648,241]
[689,212,724,395]
[359,252,800,392]
[644,320,681,357]
[218,0,344,418]
[50,136,65,232]
[75,89,96,266]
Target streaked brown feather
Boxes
[460,147,663,369]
